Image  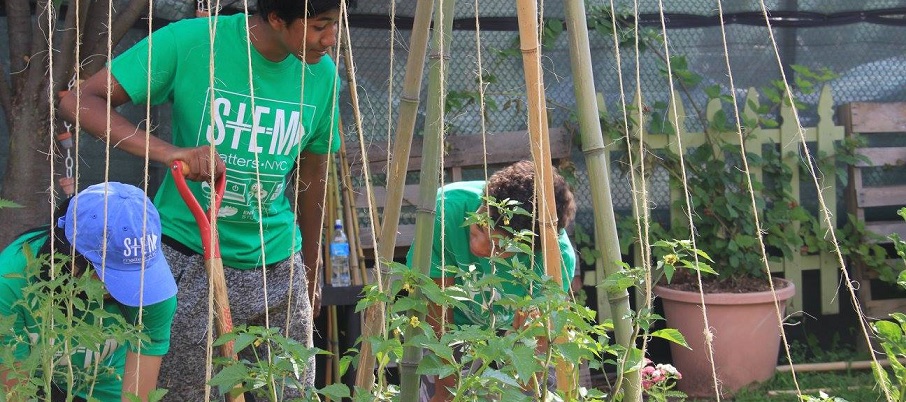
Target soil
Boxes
[659,270,790,293]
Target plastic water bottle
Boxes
[329,219,351,287]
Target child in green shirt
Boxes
[0,182,177,402]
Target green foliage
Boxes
[0,248,158,400]
[586,6,661,51]
[603,60,840,286]
[208,325,331,402]
[799,392,851,402]
[350,196,700,400]
[870,207,906,402]
[0,199,22,209]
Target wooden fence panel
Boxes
[609,86,843,316]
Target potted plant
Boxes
[609,58,838,397]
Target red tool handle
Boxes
[171,161,226,259]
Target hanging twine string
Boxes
[753,1,891,400]
[712,0,806,398]
[469,0,488,336]
[386,0,395,168]
[44,0,78,396]
[200,0,222,398]
[652,0,722,398]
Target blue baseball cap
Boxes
[58,182,177,307]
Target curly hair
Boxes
[485,160,576,234]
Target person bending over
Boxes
[407,160,577,402]
[0,182,177,402]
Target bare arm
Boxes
[121,352,163,402]
[295,151,328,317]
[58,67,224,182]
[427,277,455,402]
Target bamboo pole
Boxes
[516,0,561,283]
[338,144,366,286]
[354,0,436,393]
[339,43,379,285]
[515,0,569,396]
[562,1,642,400]
[398,0,455,399]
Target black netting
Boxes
[326,2,906,267]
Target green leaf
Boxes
[416,353,457,378]
[651,328,689,349]
[482,368,521,387]
[337,355,353,377]
[874,320,903,341]
[318,383,351,399]
[704,84,722,99]
[602,271,637,292]
[148,388,168,402]
[0,199,22,209]
[208,363,249,395]
[508,344,541,382]
[212,332,239,347]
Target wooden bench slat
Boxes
[856,185,906,208]
[867,298,906,316]
[353,184,421,208]
[845,102,906,133]
[855,147,906,167]
[864,221,906,240]
[358,224,417,251]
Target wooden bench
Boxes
[838,102,906,318]
[346,128,573,261]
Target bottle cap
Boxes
[335,219,342,228]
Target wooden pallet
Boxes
[838,102,906,319]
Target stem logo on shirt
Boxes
[196,88,317,223]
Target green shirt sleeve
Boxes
[109,23,181,106]
[121,296,177,356]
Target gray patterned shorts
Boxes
[158,244,314,401]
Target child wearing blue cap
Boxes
[0,182,177,402]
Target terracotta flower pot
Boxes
[654,279,796,398]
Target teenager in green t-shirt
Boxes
[59,0,354,398]
[0,182,177,402]
[407,161,577,402]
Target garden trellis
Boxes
[583,86,846,318]
[2,0,906,400]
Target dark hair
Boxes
[257,0,354,24]
[485,160,576,234]
[22,196,90,284]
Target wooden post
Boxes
[355,0,436,393]
[515,0,568,395]
[563,0,642,400]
